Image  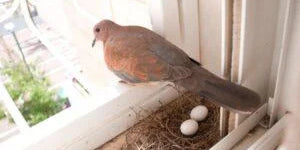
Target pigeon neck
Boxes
[103,25,121,43]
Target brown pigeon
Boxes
[92,20,263,114]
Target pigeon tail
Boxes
[174,66,264,114]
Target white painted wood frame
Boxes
[0,80,29,132]
[235,0,281,126]
[211,104,267,150]
[268,0,294,127]
[0,82,180,150]
[220,0,233,137]
[247,114,288,150]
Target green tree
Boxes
[1,62,66,126]
[0,108,5,120]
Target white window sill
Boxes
[1,81,272,150]
[0,82,179,150]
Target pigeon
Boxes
[92,20,263,114]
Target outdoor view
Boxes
[0,0,151,143]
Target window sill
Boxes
[0,82,179,150]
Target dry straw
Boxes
[99,92,220,150]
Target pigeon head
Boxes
[92,20,118,47]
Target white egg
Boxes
[190,105,208,121]
[180,119,198,136]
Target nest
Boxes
[99,92,220,150]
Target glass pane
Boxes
[0,0,152,128]
[0,1,70,126]
[35,0,152,88]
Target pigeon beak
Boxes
[92,38,96,47]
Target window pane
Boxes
[0,0,153,128]
[0,2,70,126]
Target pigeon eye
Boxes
[95,28,100,32]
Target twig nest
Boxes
[190,105,208,121]
[180,119,199,136]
